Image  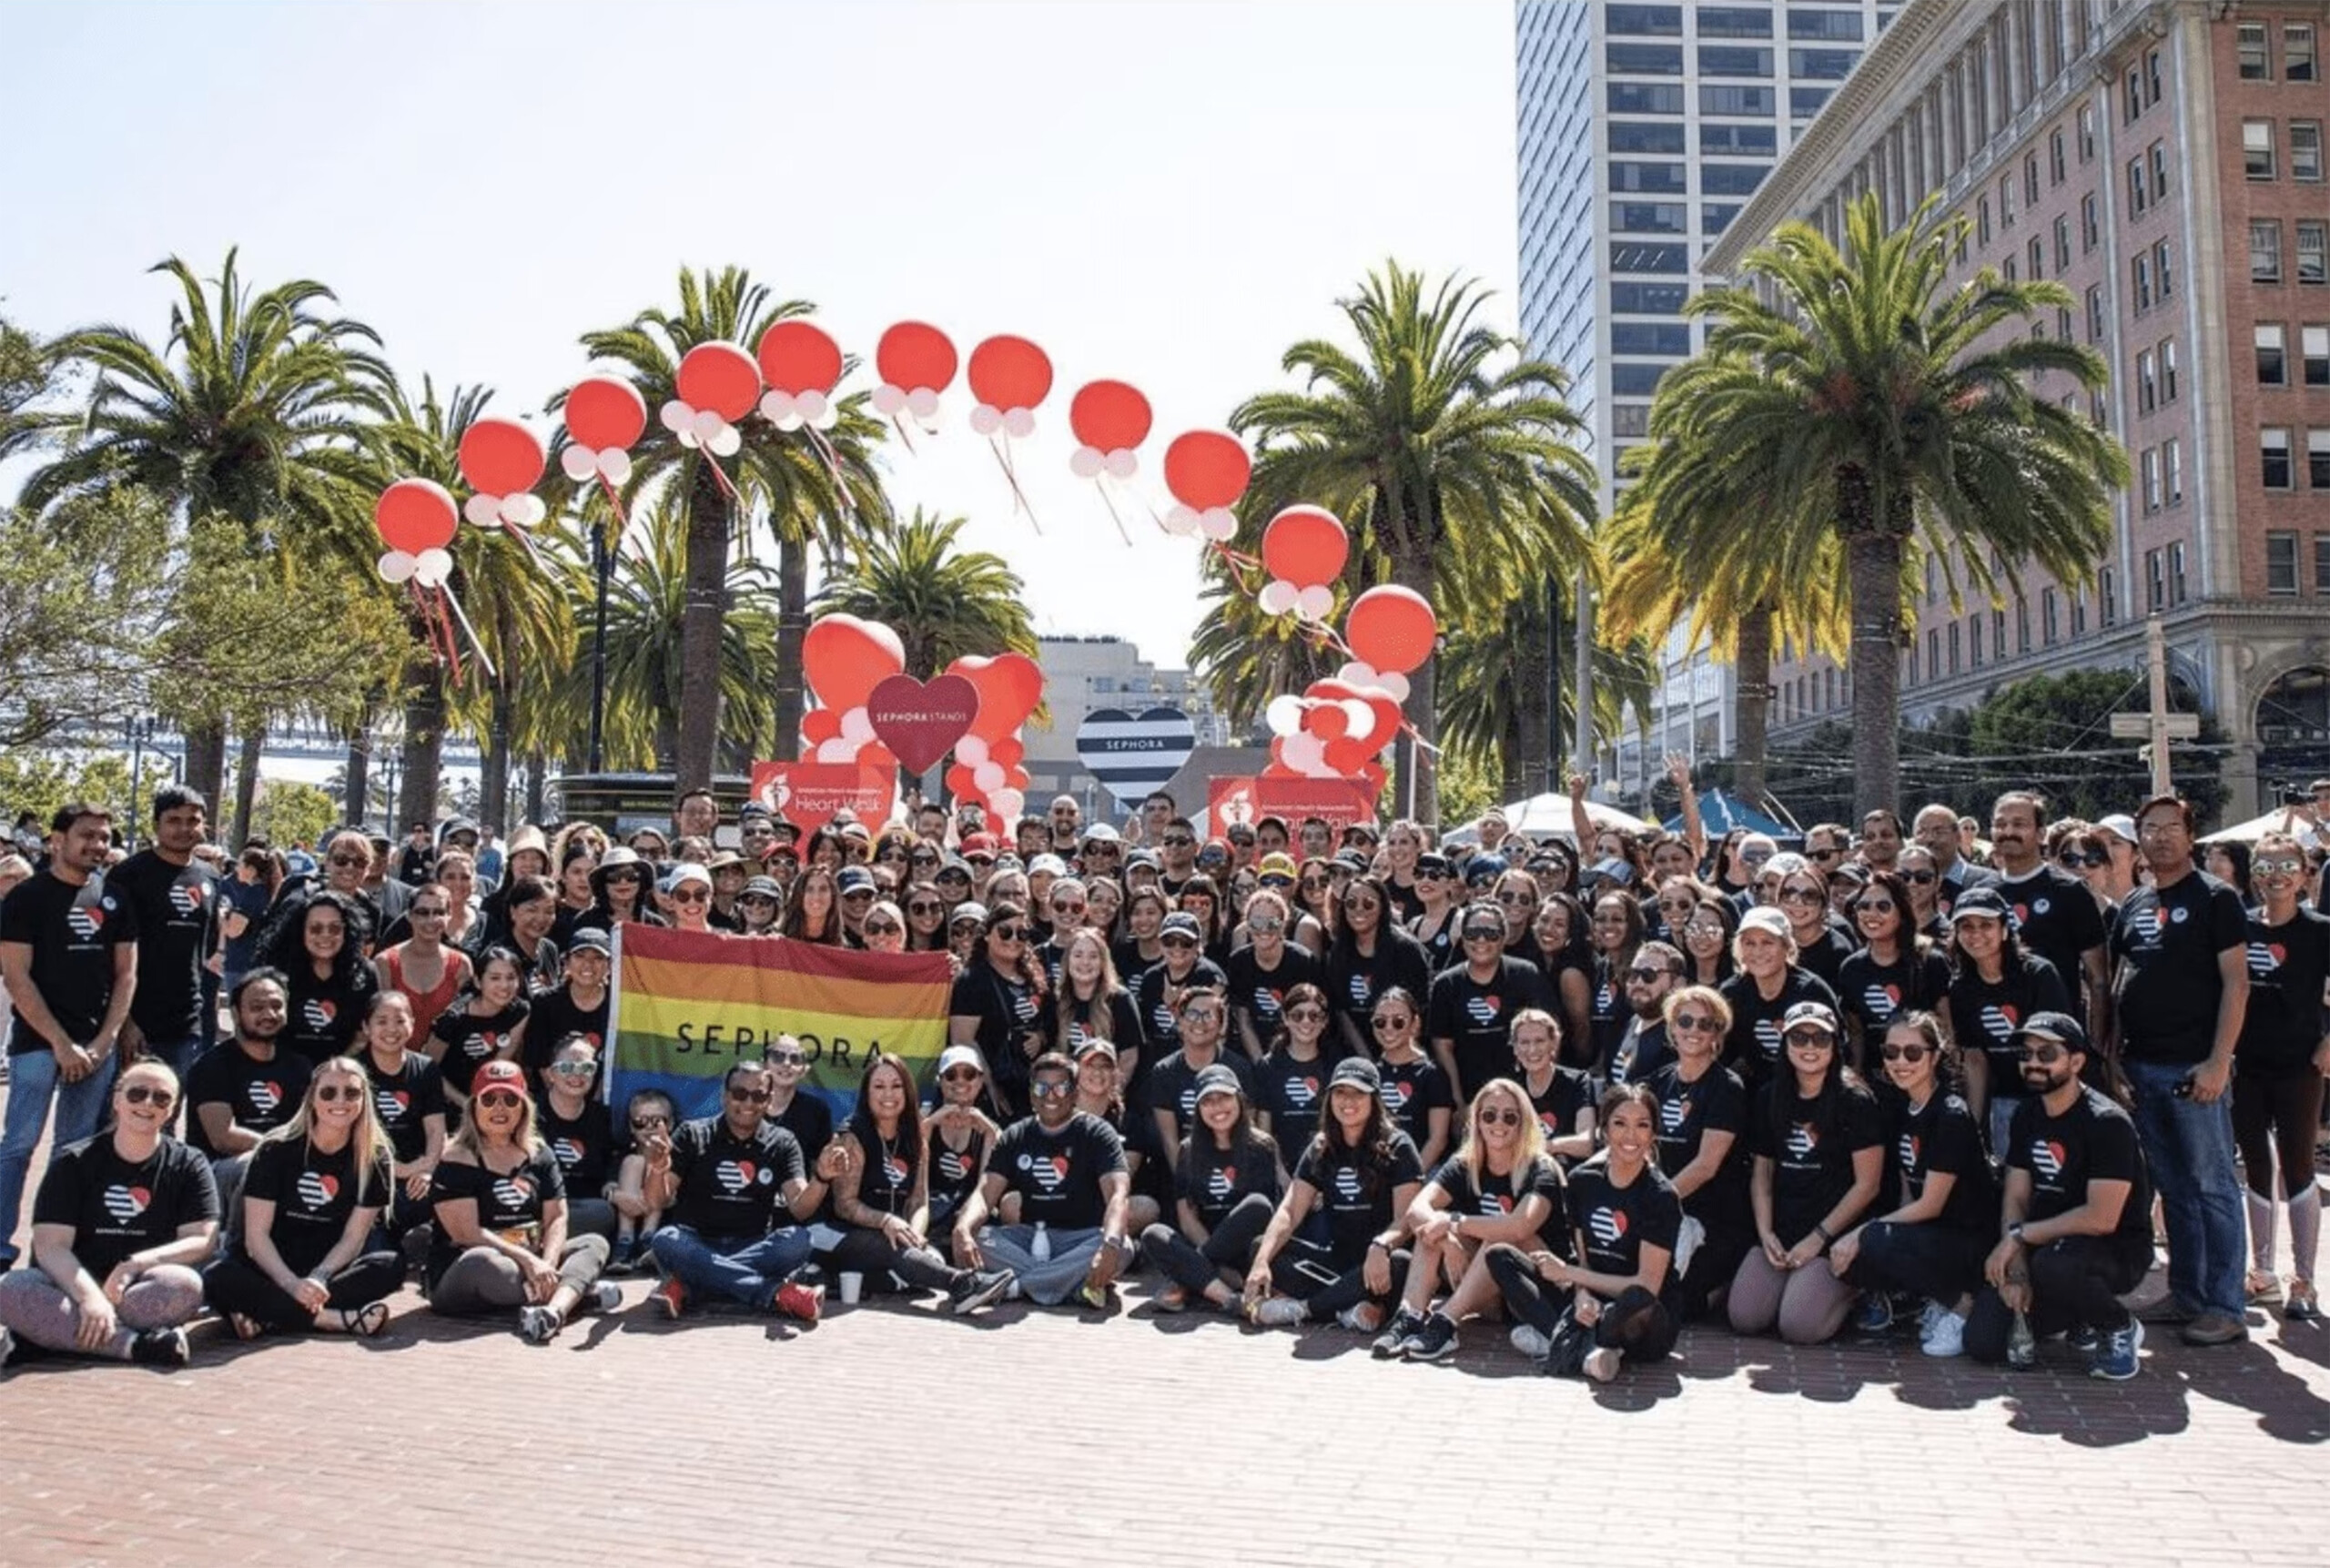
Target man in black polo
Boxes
[954,1052,1131,1310]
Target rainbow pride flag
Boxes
[609,925,952,1123]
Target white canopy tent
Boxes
[2201,806,2318,845]
[1441,791,1652,847]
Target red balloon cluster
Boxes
[1160,431,1250,542]
[939,652,1044,822]
[1260,585,1439,796]
[456,417,548,531]
[756,320,844,430]
[797,614,904,774]
[559,375,649,486]
[1067,379,1152,480]
[1257,505,1348,621]
[872,321,958,422]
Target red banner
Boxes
[1208,775,1377,830]
[750,760,897,835]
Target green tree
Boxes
[248,777,338,851]
[1967,668,2226,825]
[810,510,1037,680]
[1437,587,1658,803]
[1673,193,2127,814]
[1225,264,1597,826]
[0,751,137,837]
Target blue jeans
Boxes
[0,1047,119,1266]
[648,1223,814,1310]
[977,1224,1107,1306]
[2126,1058,2245,1319]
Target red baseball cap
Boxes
[472,1060,531,1098]
[961,833,1000,857]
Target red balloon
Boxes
[1006,764,1029,792]
[801,614,907,712]
[1261,506,1348,589]
[877,321,958,393]
[800,709,843,747]
[989,735,1025,769]
[458,418,545,497]
[374,479,458,554]
[967,336,1053,412]
[1323,735,1373,774]
[755,320,843,397]
[675,342,760,420]
[946,652,1044,744]
[944,764,978,799]
[1068,380,1152,452]
[1345,585,1438,675]
[1163,431,1251,511]
[564,376,646,450]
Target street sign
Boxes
[2109,713,2199,740]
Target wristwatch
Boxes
[2008,1221,2028,1245]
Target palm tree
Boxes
[812,510,1036,681]
[1229,263,1597,825]
[5,250,388,813]
[1676,192,2126,813]
[1438,587,1657,802]
[575,268,888,791]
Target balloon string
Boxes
[805,426,855,519]
[988,437,1040,532]
[703,454,742,506]
[594,473,631,531]
[889,415,919,455]
[440,584,497,680]
[1093,478,1135,547]
[501,521,547,573]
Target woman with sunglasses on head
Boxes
[1728,1002,1885,1345]
[949,902,1051,1118]
[1511,1007,1596,1162]
[1677,893,1738,990]
[1717,907,1840,1095]
[1224,890,1320,1064]
[427,946,532,1119]
[203,1057,400,1340]
[536,1033,619,1242]
[1371,986,1455,1168]
[1837,869,1953,1067]
[1323,874,1431,1062]
[780,865,847,947]
[583,847,664,932]
[1243,1057,1423,1334]
[1295,855,1343,950]
[373,884,473,1047]
[2232,830,2330,1318]
[1408,854,1464,976]
[1644,986,1754,1319]
[351,990,446,1248]
[0,1061,215,1368]
[1942,886,2072,1152]
[1826,1011,1998,1356]
[424,1060,616,1345]
[1253,982,1338,1149]
[1376,1077,1567,1361]
[923,1046,1004,1251]
[826,1052,1015,1313]
[264,889,378,1067]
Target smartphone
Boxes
[2173,1075,2196,1100]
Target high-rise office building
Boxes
[1514,1,1899,784]
[1708,0,2330,818]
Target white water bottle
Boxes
[1031,1221,1052,1262]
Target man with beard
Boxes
[954,1053,1132,1310]
[1987,791,2110,1035]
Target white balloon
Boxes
[758,389,796,424]
[1296,584,1336,622]
[1258,579,1298,616]
[659,399,692,433]
[795,389,829,421]
[812,401,838,430]
[597,450,632,484]
[1338,699,1376,741]
[775,411,805,433]
[871,383,907,416]
[988,787,1025,821]
[1280,732,1326,774]
[377,549,417,583]
[905,387,940,420]
[463,492,502,528]
[967,403,1002,436]
[1001,406,1035,440]
[1069,445,1104,480]
[413,547,454,588]
[691,407,727,441]
[1161,504,1200,538]
[1103,448,1139,480]
[954,733,990,767]
[1339,660,1377,686]
[817,737,859,764]
[1265,695,1305,737]
[839,705,876,744]
[1377,673,1411,703]
[1199,507,1239,541]
[706,424,742,458]
[973,761,1006,793]
[675,430,701,450]
[501,494,547,529]
[560,445,600,482]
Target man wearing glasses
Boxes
[1048,795,1083,854]
[953,1052,1132,1310]
[1133,912,1228,1058]
[1611,941,1685,1086]
[1155,818,1200,896]
[1426,902,1551,1103]
[1988,790,2110,1036]
[1913,803,1999,912]
[643,1062,851,1322]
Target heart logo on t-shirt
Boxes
[2129,907,2163,943]
[372,1088,409,1122]
[303,998,337,1032]
[491,1177,533,1209]
[1332,1166,1365,1204]
[2030,1139,2067,1180]
[1284,1076,1320,1110]
[1785,1122,1819,1158]
[1206,1165,1237,1201]
[66,905,105,940]
[1979,1005,2020,1043]
[1380,1080,1413,1113]
[2248,941,2287,977]
[1754,1019,1783,1059]
[1537,1109,1562,1138]
[297,1171,339,1208]
[1256,988,1285,1021]
[248,1080,283,1116]
[1587,1206,1628,1245]
[1861,985,1899,1020]
[169,881,207,916]
[715,1159,757,1193]
[938,1147,976,1181]
[102,1183,151,1221]
[1897,1133,1922,1173]
[1465,995,1503,1026]
[1023,1153,1069,1191]
[1481,1192,1514,1217]
[1659,1095,1689,1132]
[552,1138,583,1168]
[1347,974,1372,1007]
[881,1155,909,1189]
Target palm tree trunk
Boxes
[774,531,810,752]
[182,723,228,819]
[1845,474,1906,816]
[1514,586,1554,798]
[398,664,448,830]
[481,684,513,834]
[522,750,547,824]
[1498,707,1525,804]
[1733,603,1776,807]
[674,462,729,792]
[341,728,372,831]
[230,721,265,847]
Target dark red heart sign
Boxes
[867,673,982,774]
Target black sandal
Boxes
[339,1301,390,1338]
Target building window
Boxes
[2260,323,2290,385]
[2050,128,2066,184]
[2087,285,2106,342]
[2081,193,2099,252]
[2028,238,2045,279]
[2316,537,2330,593]
[2169,542,2187,605]
[1978,196,1991,246]
[2126,157,2148,216]
[2312,430,2330,489]
[2000,174,2015,228]
[2156,241,2175,299]
[2150,140,2170,202]
[2141,447,2162,511]
[2100,567,2118,627]
[1970,615,1983,669]
[1993,608,2008,660]
[1928,629,1940,677]
[2308,326,2330,387]
[2241,21,2274,80]
[1697,45,1775,76]
[2044,586,2061,642]
[2137,349,2157,412]
[2134,253,2153,309]
[2078,104,2096,162]
[2162,339,2180,400]
[1611,404,1651,438]
[2004,258,2019,284]
[1788,9,1862,41]
[2124,66,2143,123]
[2147,49,2163,103]
[1608,83,1687,114]
[1947,622,1960,674]
[2254,220,2284,283]
[2072,595,2088,637]
[2025,154,2041,206]
[1606,42,1685,74]
[2165,438,2183,503]
[2144,551,2164,612]
[2053,215,2072,269]
[2265,427,2295,489]
[2301,222,2329,284]
[2247,120,2277,179]
[1697,7,1770,39]
[2294,122,2324,182]
[2269,531,2302,594]
[2017,598,2031,652]
[2289,22,2318,82]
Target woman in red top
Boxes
[373,883,472,1044]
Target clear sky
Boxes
[0,0,1523,675]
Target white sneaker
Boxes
[1510,1323,1553,1360]
[1582,1345,1621,1382]
[1920,1307,1968,1359]
[1916,1300,1944,1338]
[1253,1297,1307,1329]
[592,1280,623,1314]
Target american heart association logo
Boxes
[1206,1165,1237,1200]
[1587,1206,1627,1245]
[1754,1018,1782,1058]
[1785,1122,1819,1158]
[1659,1096,1688,1132]
[1979,1004,2020,1042]
[66,905,105,940]
[2030,1139,2067,1180]
[881,1155,909,1189]
[1332,1167,1365,1203]
[168,880,206,917]
[465,1030,499,1060]
[552,1138,582,1168]
[938,1147,975,1181]
[714,1159,758,1193]
[1897,1133,1922,1172]
[372,1087,410,1121]
[2249,940,2288,977]
[248,1080,283,1116]
[1347,974,1372,1007]
[102,1184,151,1221]
[297,1171,340,1209]
[1465,995,1503,1026]
[1284,1076,1319,1109]
[303,997,337,1031]
[1480,1192,1515,1218]
[491,1177,533,1210]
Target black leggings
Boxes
[1484,1243,1679,1361]
[203,1250,404,1332]
[1267,1238,1411,1322]
[1141,1193,1275,1294]
[823,1227,965,1294]
[1840,1220,1990,1306]
[2233,1061,2325,1199]
[1676,1219,1754,1321]
[1964,1236,2152,1362]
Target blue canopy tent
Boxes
[1665,788,1798,842]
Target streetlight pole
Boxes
[588,518,612,774]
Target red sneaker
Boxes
[652,1277,688,1320]
[772,1280,825,1323]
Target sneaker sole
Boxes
[953,1277,1012,1316]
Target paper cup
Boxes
[837,1271,865,1304]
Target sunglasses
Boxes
[765,1051,805,1067]
[1901,870,1937,885]
[1682,919,1726,938]
[1300,876,1331,891]
[1477,1107,1524,1128]
[842,888,876,901]
[1373,1015,1414,1031]
[740,894,778,907]
[1181,1006,1222,1023]
[120,1084,176,1108]
[1778,887,1822,905]
[911,854,939,866]
[605,869,643,884]
[1671,1011,1719,1033]
[1343,896,1382,914]
[1160,935,1197,948]
[990,925,1024,942]
[863,920,903,936]
[672,887,712,904]
[1854,899,1896,916]
[2055,850,2106,868]
[313,1084,367,1104]
[1626,965,1676,981]
[1051,901,1087,916]
[1879,1042,1932,1063]
[476,1090,527,1110]
[1162,835,1196,848]
[2256,856,2306,875]
[630,1114,671,1129]
[1259,876,1292,890]
[1495,891,1536,905]
[2019,1043,2068,1064]
[329,855,368,868]
[941,1067,983,1083]
[1463,929,1505,943]
[909,901,943,915]
[1286,1007,1326,1023]
[548,1061,596,1078]
[410,905,447,919]
[725,1087,771,1104]
[1808,848,1841,863]
[1783,1029,1835,1048]
[1029,1080,1074,1099]
[1249,917,1284,934]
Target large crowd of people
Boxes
[0,768,2323,1388]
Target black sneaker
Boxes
[948,1270,1013,1317]
[1403,1311,1459,1362]
[129,1327,189,1368]
[1372,1306,1425,1358]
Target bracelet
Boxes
[1811,1223,1831,1244]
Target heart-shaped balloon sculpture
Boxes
[866,674,983,774]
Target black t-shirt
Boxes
[1645,1060,1750,1229]
[845,1115,923,1219]
[988,1112,1129,1230]
[668,1116,807,1240]
[1383,875,1425,927]
[1222,944,1320,1039]
[1882,1089,1996,1237]
[1586,956,1631,1072]
[109,850,218,1042]
[1253,1047,1333,1138]
[1325,929,1432,1030]
[1523,1067,1596,1146]
[522,985,611,1079]
[1748,1082,1883,1247]
[2237,906,2330,1070]
[926,1121,992,1212]
[1566,1154,1683,1282]
[1145,1047,1259,1141]
[1836,946,1953,1045]
[239,1134,392,1276]
[1412,910,1458,976]
[33,1133,218,1279]
[358,1050,446,1164]
[2112,870,2247,1064]
[538,1096,615,1196]
[1293,1130,1424,1265]
[1428,1149,1569,1250]
[1058,989,1147,1062]
[772,1092,834,1166]
[1425,956,1549,1093]
[1376,1053,1455,1151]
[1132,957,1229,1058]
[0,869,137,1055]
[2008,1085,2153,1249]
[952,963,1049,1088]
[1792,924,1857,993]
[432,1000,531,1098]
[1173,1131,1283,1229]
[184,1044,313,1159]
[1717,968,1840,1090]
[1996,865,2107,1020]
[280,965,374,1067]
[1946,954,2072,1088]
[425,1144,567,1284]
